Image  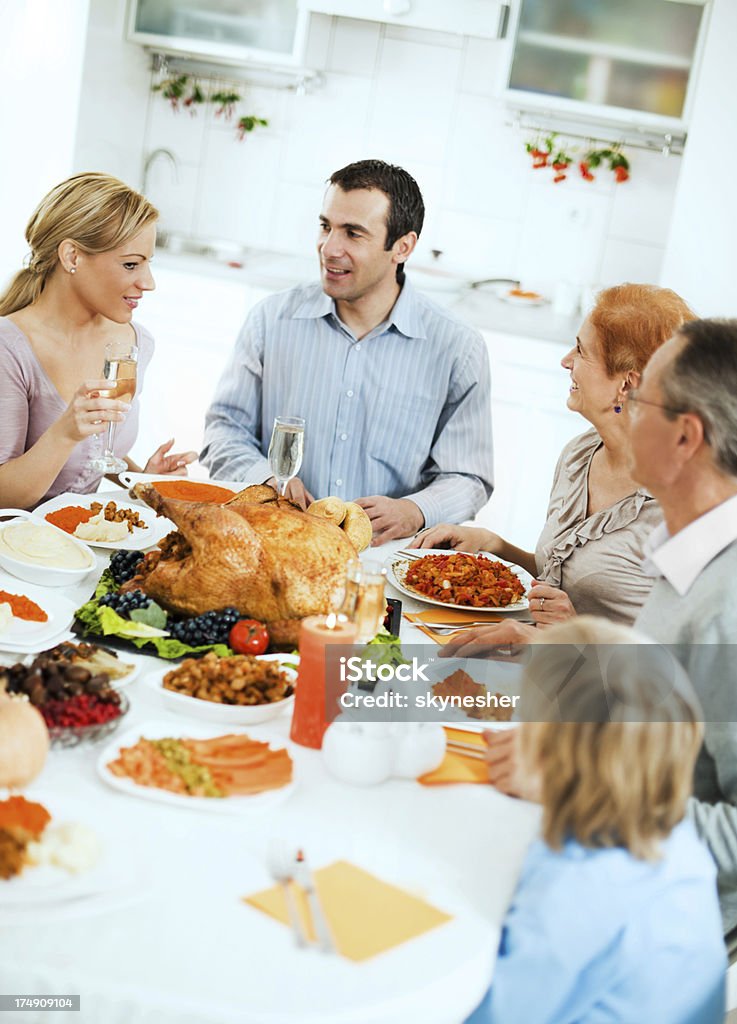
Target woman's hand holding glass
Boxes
[55,379,130,445]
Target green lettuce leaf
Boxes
[74,584,233,659]
[129,601,167,630]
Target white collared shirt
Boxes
[642,493,737,597]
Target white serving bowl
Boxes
[0,509,96,587]
[143,654,297,726]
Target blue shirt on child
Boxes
[466,820,725,1024]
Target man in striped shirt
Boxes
[202,159,493,544]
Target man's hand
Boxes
[354,496,424,545]
[439,620,537,658]
[144,439,198,476]
[265,476,314,510]
[483,729,540,802]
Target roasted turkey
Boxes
[130,484,359,644]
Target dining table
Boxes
[0,492,541,1024]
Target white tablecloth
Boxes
[0,518,540,1024]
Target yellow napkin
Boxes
[404,610,502,645]
[243,860,452,961]
[419,728,490,786]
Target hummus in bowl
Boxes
[0,510,95,587]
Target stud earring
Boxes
[613,403,622,414]
[69,267,76,275]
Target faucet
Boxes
[141,148,179,196]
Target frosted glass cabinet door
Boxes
[507,0,706,121]
[130,0,305,63]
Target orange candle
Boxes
[291,614,358,749]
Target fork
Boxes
[268,844,310,949]
[416,620,503,632]
[395,549,423,560]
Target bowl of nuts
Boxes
[144,652,297,725]
[0,650,130,748]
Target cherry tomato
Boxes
[229,619,269,655]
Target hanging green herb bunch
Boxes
[152,74,268,141]
[579,146,630,183]
[153,74,190,112]
[210,90,242,120]
[236,115,269,141]
[524,133,631,184]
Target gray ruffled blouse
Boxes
[535,428,662,624]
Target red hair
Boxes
[589,283,696,378]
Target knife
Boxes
[294,849,336,954]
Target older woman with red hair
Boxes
[415,283,695,646]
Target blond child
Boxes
[466,617,726,1024]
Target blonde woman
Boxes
[0,172,196,509]
[415,284,695,649]
[465,617,725,1024]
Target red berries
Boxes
[41,693,121,730]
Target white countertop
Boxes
[153,248,580,345]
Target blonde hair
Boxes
[589,283,696,379]
[518,617,703,860]
[0,172,158,316]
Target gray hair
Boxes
[660,318,737,478]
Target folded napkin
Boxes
[404,609,503,645]
[244,860,452,961]
[419,727,489,786]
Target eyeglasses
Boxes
[626,389,683,416]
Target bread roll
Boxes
[307,496,348,525]
[341,502,372,552]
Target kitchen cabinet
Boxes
[505,0,710,131]
[299,0,506,38]
[128,0,309,67]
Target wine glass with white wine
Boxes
[268,416,305,496]
[89,338,138,475]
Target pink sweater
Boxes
[0,317,154,505]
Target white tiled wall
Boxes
[73,2,685,298]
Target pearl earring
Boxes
[69,267,76,275]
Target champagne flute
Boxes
[268,415,305,496]
[89,338,138,474]
[338,559,387,644]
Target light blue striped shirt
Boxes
[201,277,493,526]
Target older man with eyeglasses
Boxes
[631,318,737,955]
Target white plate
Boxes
[423,657,521,730]
[0,637,141,687]
[385,549,530,613]
[119,473,247,504]
[34,492,175,551]
[97,719,296,813]
[143,653,296,725]
[0,790,143,909]
[0,571,76,649]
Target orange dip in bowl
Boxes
[152,481,236,503]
